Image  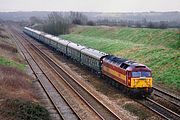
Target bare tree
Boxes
[70,12,88,25]
[43,12,71,35]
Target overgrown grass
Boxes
[0,56,25,71]
[0,65,50,120]
[0,43,17,53]
[61,26,180,89]
[0,99,50,120]
[0,26,50,120]
[69,26,180,49]
[0,65,30,90]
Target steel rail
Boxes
[153,86,180,111]
[11,29,80,120]
[20,30,122,120]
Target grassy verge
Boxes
[61,26,180,89]
[0,56,25,71]
[0,26,50,120]
[0,65,51,120]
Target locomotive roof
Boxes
[68,42,86,51]
[81,48,108,60]
[105,55,127,64]
[104,55,150,70]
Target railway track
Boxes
[138,97,180,120]
[153,87,180,108]
[10,27,122,120]
[11,26,180,120]
[10,28,80,120]
[135,87,180,120]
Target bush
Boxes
[0,43,17,53]
[1,99,50,120]
[87,21,96,26]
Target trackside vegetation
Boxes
[1,99,50,120]
[0,26,50,120]
[61,26,180,89]
[0,58,51,120]
[0,56,25,71]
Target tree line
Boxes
[95,19,177,29]
[29,12,95,35]
[29,12,180,36]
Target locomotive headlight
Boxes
[147,79,150,85]
[147,79,151,85]
[134,79,138,83]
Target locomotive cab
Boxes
[126,64,153,95]
[102,55,153,96]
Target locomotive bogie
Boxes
[130,87,153,96]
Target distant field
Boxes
[61,26,180,89]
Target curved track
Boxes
[10,28,80,120]
[10,25,180,120]
[11,26,122,120]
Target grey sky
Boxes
[0,0,180,12]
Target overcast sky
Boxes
[0,0,180,12]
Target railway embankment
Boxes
[61,26,180,94]
[0,25,50,120]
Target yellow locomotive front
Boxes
[127,64,153,96]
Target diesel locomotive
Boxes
[24,27,153,96]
